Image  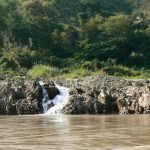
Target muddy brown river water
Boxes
[0,115,150,150]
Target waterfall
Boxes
[45,85,69,115]
[39,81,69,115]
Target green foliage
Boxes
[63,68,91,78]
[101,65,146,78]
[128,52,144,66]
[0,36,37,71]
[28,64,60,79]
[0,0,149,79]
[81,60,102,71]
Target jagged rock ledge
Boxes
[56,76,150,114]
[0,78,59,115]
[0,75,150,115]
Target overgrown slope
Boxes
[0,0,150,78]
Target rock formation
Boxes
[0,75,149,115]
[0,78,59,115]
[61,76,150,114]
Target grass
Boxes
[27,64,60,79]
[62,68,92,78]
[62,65,150,79]
[0,64,149,80]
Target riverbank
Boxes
[0,75,149,115]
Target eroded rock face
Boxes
[62,79,118,114]
[0,76,150,115]
[61,76,150,115]
[0,79,59,115]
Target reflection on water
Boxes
[0,115,150,150]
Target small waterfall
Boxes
[39,81,69,115]
[45,85,69,115]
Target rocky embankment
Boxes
[0,79,59,115]
[0,75,150,115]
[57,76,150,114]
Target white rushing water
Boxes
[39,81,69,115]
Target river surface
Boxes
[0,115,150,150]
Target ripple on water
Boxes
[0,115,150,150]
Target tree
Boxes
[102,13,134,61]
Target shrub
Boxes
[102,65,141,77]
[0,56,20,71]
[127,52,144,67]
[81,60,102,71]
[64,68,91,78]
[82,61,95,70]
[27,64,60,79]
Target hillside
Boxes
[0,0,150,79]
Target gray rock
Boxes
[61,75,150,115]
[0,79,60,115]
[0,75,150,115]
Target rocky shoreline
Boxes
[0,79,59,115]
[0,75,150,115]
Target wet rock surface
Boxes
[0,79,59,115]
[0,75,150,115]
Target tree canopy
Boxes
[0,0,150,77]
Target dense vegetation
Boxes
[0,0,150,79]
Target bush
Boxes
[81,60,102,71]
[127,52,144,67]
[102,65,141,77]
[82,61,95,70]
[0,56,20,71]
[64,68,91,78]
[27,64,60,79]
[0,49,41,71]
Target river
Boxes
[0,115,150,150]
